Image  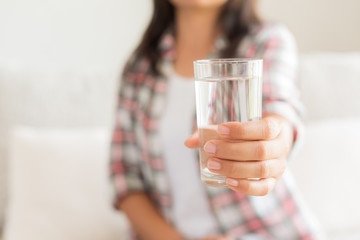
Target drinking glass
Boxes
[194,58,263,187]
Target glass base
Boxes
[201,168,227,187]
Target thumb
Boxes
[184,130,200,149]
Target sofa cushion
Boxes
[4,126,128,240]
[291,118,360,238]
[0,67,118,233]
[300,52,360,121]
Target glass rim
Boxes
[193,58,262,65]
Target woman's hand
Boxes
[196,237,232,240]
[185,114,294,196]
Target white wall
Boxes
[1,0,359,73]
[0,0,152,72]
[259,0,360,52]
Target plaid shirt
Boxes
[110,23,320,240]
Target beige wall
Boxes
[2,0,359,125]
[0,0,358,72]
[259,0,360,52]
[0,0,152,72]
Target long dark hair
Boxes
[135,0,261,76]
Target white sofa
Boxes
[291,53,360,239]
[0,53,360,240]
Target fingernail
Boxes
[204,142,216,154]
[218,125,230,135]
[226,178,239,187]
[207,159,221,170]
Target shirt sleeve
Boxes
[255,24,305,160]
[110,61,146,209]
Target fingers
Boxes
[199,238,228,240]
[218,117,282,140]
[203,137,289,161]
[207,158,286,179]
[226,177,277,196]
[184,130,200,149]
[199,237,231,240]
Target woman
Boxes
[110,0,321,239]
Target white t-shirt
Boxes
[159,66,219,239]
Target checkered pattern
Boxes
[110,23,320,239]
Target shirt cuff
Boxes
[111,172,146,210]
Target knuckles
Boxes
[280,159,287,175]
[232,124,246,138]
[263,118,280,139]
[256,141,269,160]
[258,161,270,178]
[259,181,272,196]
[240,180,251,193]
[235,179,273,196]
